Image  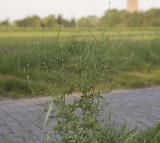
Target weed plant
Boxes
[41,31,108,142]
[37,23,160,142]
[0,25,160,143]
[34,14,160,141]
[36,21,135,143]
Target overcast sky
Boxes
[0,0,160,21]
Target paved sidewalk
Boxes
[0,97,49,143]
[105,86,160,129]
[0,86,160,143]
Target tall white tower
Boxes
[128,0,138,13]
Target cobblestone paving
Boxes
[105,86,160,129]
[0,86,160,143]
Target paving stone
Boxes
[0,128,12,136]
[0,137,13,143]
[0,86,160,142]
[11,137,25,143]
[1,133,14,143]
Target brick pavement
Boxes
[0,86,160,143]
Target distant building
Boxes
[127,0,138,13]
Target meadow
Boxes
[0,28,160,98]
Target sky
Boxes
[0,0,160,21]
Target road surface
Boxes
[0,86,160,143]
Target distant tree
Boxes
[77,16,99,28]
[116,10,130,27]
[70,18,76,28]
[15,15,42,28]
[127,12,143,27]
[42,15,58,28]
[99,9,160,28]
[57,15,63,25]
[0,19,10,28]
[62,18,75,28]
[100,9,118,27]
[56,15,76,28]
[14,19,26,27]
[100,9,130,27]
[142,9,160,27]
[62,19,71,28]
[2,8,160,29]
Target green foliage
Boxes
[126,123,160,143]
[49,93,105,143]
[42,15,58,28]
[40,32,134,142]
[77,16,99,28]
[0,29,160,97]
[0,75,31,98]
[101,9,160,28]
[1,9,160,29]
[14,15,42,28]
[0,19,10,28]
[0,26,159,143]
[143,9,160,27]
[39,27,160,142]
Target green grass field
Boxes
[0,28,160,98]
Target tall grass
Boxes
[0,32,160,97]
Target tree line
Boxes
[0,8,160,29]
